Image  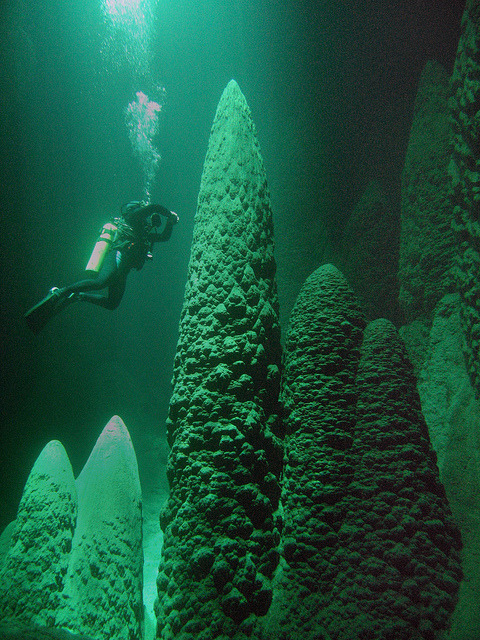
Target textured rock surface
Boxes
[0,521,16,567]
[0,440,77,628]
[449,0,480,395]
[417,295,474,469]
[399,60,455,322]
[0,417,143,640]
[263,263,366,640]
[57,416,143,640]
[397,6,480,635]
[265,266,462,639]
[156,80,283,640]
[339,318,462,639]
[340,180,400,323]
[416,294,480,640]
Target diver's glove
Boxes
[149,208,179,228]
[151,213,162,227]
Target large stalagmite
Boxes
[57,416,143,640]
[156,80,283,640]
[0,417,143,640]
[263,264,366,639]
[449,0,480,395]
[0,441,77,628]
[265,264,462,640]
[341,318,462,638]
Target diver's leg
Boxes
[75,250,129,309]
[25,288,66,333]
[24,277,104,334]
[25,251,130,331]
[25,248,134,331]
[62,250,121,295]
[78,276,127,310]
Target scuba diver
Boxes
[25,201,179,333]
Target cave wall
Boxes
[397,2,480,637]
[449,0,480,395]
[399,60,455,323]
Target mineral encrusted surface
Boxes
[0,417,143,640]
[336,318,462,639]
[262,263,366,640]
[156,80,283,640]
[0,621,96,640]
[449,0,480,395]
[396,4,480,634]
[399,59,455,322]
[341,180,400,323]
[56,416,143,640]
[0,441,77,628]
[264,265,462,640]
[415,294,480,640]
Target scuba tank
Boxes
[85,222,118,272]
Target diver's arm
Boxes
[149,210,179,243]
[126,203,172,226]
[142,204,173,220]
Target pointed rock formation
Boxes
[449,0,480,396]
[266,266,462,639]
[334,318,462,639]
[341,180,400,323]
[57,416,143,640]
[263,263,366,639]
[156,80,283,639]
[0,440,77,628]
[0,417,143,640]
[399,59,455,322]
[416,294,480,639]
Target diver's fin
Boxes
[24,288,66,333]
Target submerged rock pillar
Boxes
[156,80,283,640]
[57,415,143,640]
[266,265,462,639]
[264,263,366,639]
[334,318,462,639]
[0,440,77,628]
[449,0,480,395]
[0,416,143,640]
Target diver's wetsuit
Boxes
[61,203,176,309]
